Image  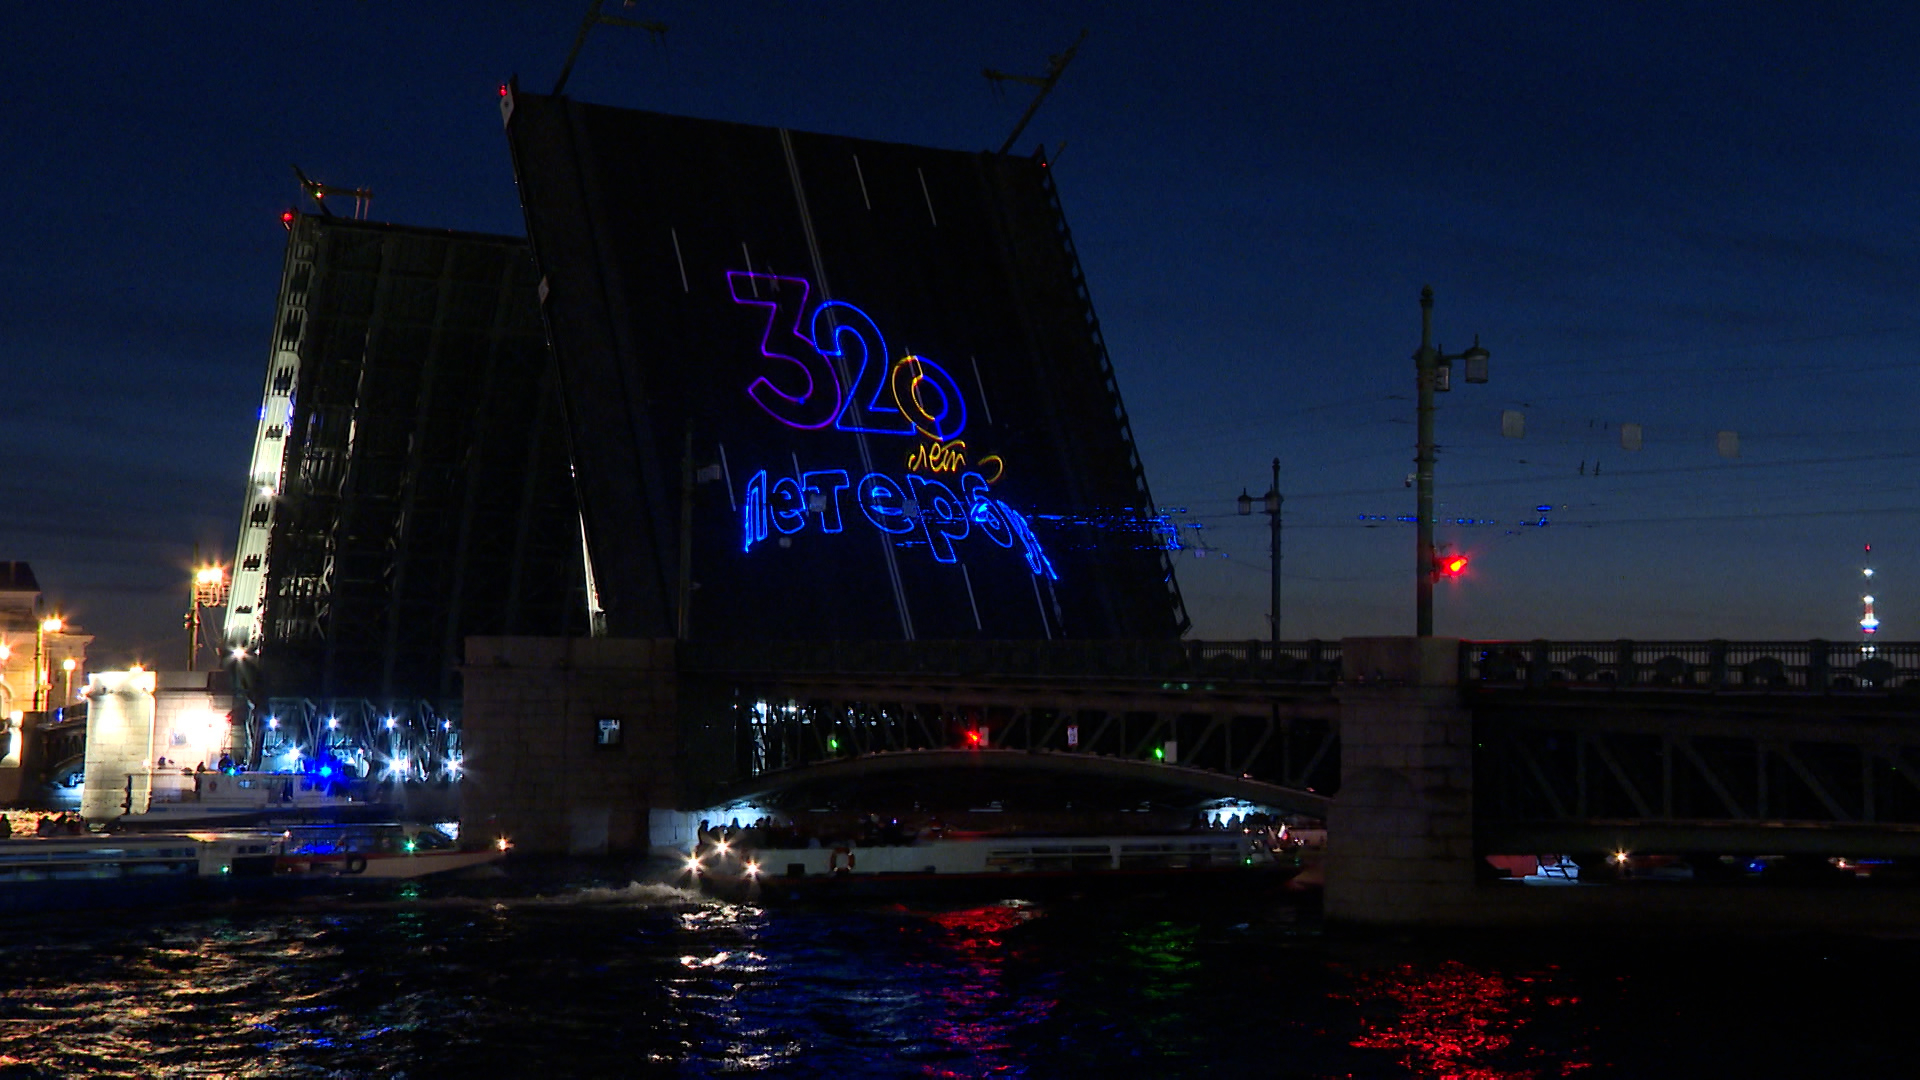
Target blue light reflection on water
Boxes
[0,871,1915,1078]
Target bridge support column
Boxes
[1326,637,1477,926]
[462,637,679,856]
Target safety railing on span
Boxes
[1463,639,1920,692]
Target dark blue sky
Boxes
[5,3,1916,665]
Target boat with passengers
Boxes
[688,817,1302,902]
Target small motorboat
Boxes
[273,822,508,881]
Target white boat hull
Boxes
[689,832,1299,901]
[277,848,505,880]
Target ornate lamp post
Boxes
[1413,286,1490,637]
[1237,457,1283,644]
[188,564,230,671]
[34,616,62,712]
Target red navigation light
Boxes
[498,84,509,97]
[965,729,982,747]
[1436,553,1469,578]
[280,210,294,229]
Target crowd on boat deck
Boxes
[696,814,926,853]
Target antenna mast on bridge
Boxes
[1860,543,1879,648]
[985,29,1088,155]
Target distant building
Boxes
[0,561,93,806]
[0,561,92,719]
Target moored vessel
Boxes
[0,830,283,915]
[110,770,394,831]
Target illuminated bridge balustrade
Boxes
[1464,639,1920,692]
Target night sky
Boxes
[5,3,1915,666]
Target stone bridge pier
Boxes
[1325,637,1476,925]
[1325,637,1920,930]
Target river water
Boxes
[0,859,1913,1078]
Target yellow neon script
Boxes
[907,439,969,474]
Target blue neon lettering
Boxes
[857,473,917,535]
[770,475,806,535]
[907,475,969,563]
[961,472,1012,548]
[742,470,769,552]
[801,469,850,533]
[747,465,1054,577]
[1000,502,1058,580]
[814,302,916,436]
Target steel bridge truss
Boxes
[252,696,461,781]
[722,681,1341,798]
[1475,697,1920,856]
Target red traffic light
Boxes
[965,729,981,746]
[1436,553,1469,577]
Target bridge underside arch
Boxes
[700,748,1330,820]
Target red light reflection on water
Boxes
[915,904,1056,1075]
[924,902,1035,948]
[1338,960,1591,1078]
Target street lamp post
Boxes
[188,563,230,672]
[1238,457,1284,645]
[34,616,62,712]
[1413,285,1489,637]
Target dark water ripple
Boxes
[0,868,1916,1078]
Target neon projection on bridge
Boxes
[727,271,968,439]
[727,270,1055,579]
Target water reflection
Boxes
[919,902,1054,1072]
[1337,959,1593,1078]
[0,876,1910,1078]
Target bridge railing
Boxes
[678,638,1343,683]
[1464,639,1920,691]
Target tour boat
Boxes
[272,822,509,881]
[111,771,393,831]
[0,831,284,915]
[688,829,1301,902]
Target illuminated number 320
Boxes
[729,271,967,440]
